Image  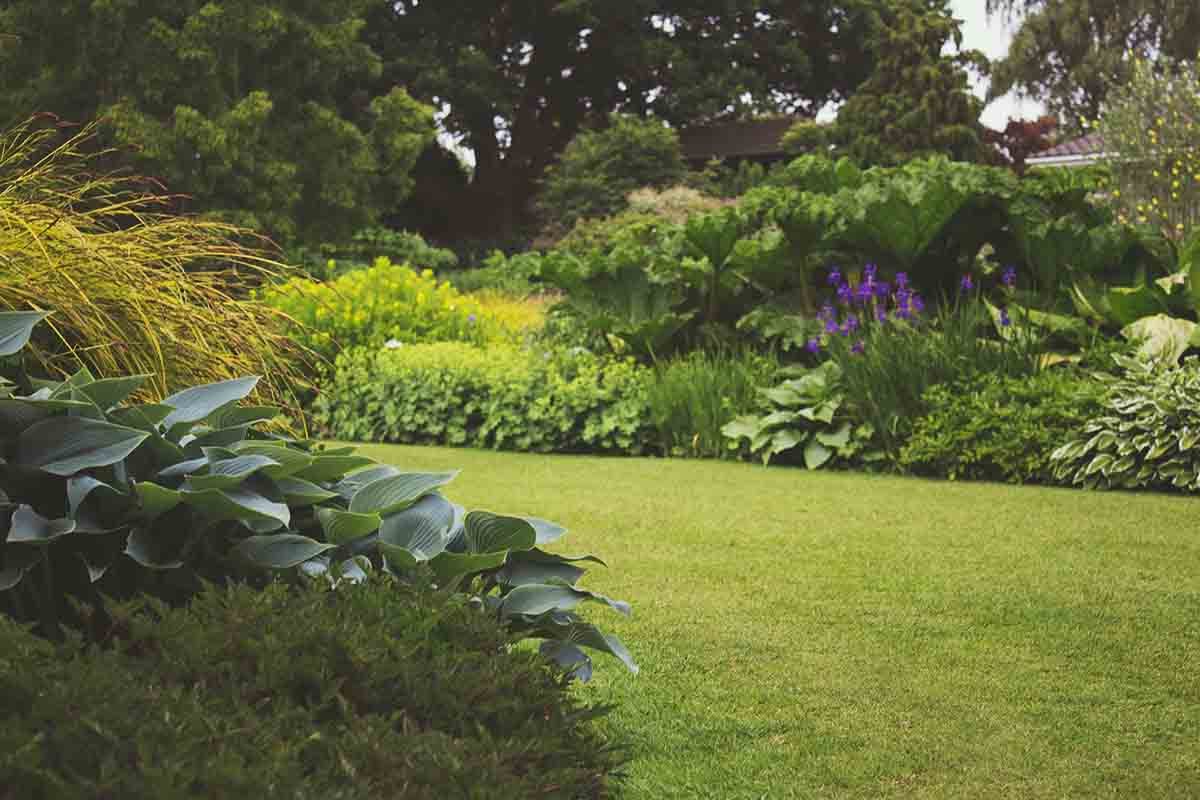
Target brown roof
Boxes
[1029,133,1106,159]
[677,117,803,161]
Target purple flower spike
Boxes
[824,317,840,334]
[851,340,865,355]
[827,268,842,286]
[874,281,891,299]
[855,282,874,304]
[806,337,821,354]
[1002,266,1017,288]
[864,263,877,280]
[838,320,851,336]
[837,282,853,304]
[960,274,974,292]
[875,305,887,323]
[895,272,909,289]
[846,313,859,332]
[999,307,1011,327]
[912,295,925,314]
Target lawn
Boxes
[353,443,1200,799]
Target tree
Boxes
[984,115,1059,174]
[783,0,990,166]
[0,0,435,244]
[536,114,686,234]
[986,0,1200,130]
[363,0,884,238]
[1097,56,1200,237]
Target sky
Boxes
[949,0,1046,128]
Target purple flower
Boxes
[805,337,821,354]
[894,306,912,321]
[846,313,859,332]
[875,305,887,323]
[864,263,877,280]
[826,268,842,286]
[851,340,865,355]
[824,317,840,334]
[874,281,891,299]
[836,282,853,304]
[855,282,874,304]
[960,274,974,292]
[912,295,925,314]
[819,302,835,321]
[999,306,1011,327]
[895,272,909,289]
[1002,266,1017,288]
[467,313,477,324]
[838,320,851,336]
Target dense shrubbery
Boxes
[288,227,460,280]
[0,578,625,799]
[900,369,1103,483]
[259,258,524,362]
[1051,355,1200,491]
[315,343,653,454]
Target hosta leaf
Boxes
[275,477,337,506]
[157,457,208,480]
[78,376,150,410]
[0,310,50,356]
[495,559,585,588]
[464,511,537,554]
[16,417,149,476]
[815,422,852,449]
[1085,454,1114,476]
[295,454,376,482]
[537,618,639,675]
[161,377,260,430]
[109,403,174,432]
[499,583,631,618]
[67,475,121,518]
[317,508,382,545]
[229,442,314,478]
[180,485,289,531]
[208,405,280,428]
[184,454,280,491]
[348,471,458,516]
[0,545,42,591]
[135,481,182,520]
[510,548,607,568]
[333,465,402,500]
[7,505,75,544]
[803,439,833,470]
[232,534,336,569]
[721,415,763,442]
[539,640,593,682]
[377,493,454,561]
[428,549,507,584]
[767,429,803,457]
[525,517,567,545]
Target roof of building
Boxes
[676,116,803,161]
[1027,133,1107,165]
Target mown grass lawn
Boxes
[352,443,1200,799]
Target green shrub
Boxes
[258,257,518,362]
[0,577,626,799]
[722,361,882,468]
[646,348,779,458]
[288,227,460,280]
[314,343,653,455]
[1051,355,1200,491]
[537,114,687,234]
[0,311,636,677]
[447,249,546,295]
[900,370,1104,483]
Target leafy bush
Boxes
[646,348,779,459]
[722,361,880,468]
[447,249,546,295]
[900,369,1104,483]
[537,113,687,234]
[314,343,654,455]
[0,312,635,677]
[1051,355,1200,491]
[288,227,460,280]
[625,185,731,224]
[0,119,313,416]
[259,258,518,362]
[0,577,626,798]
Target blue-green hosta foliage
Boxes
[722,362,881,468]
[0,313,634,677]
[314,343,653,455]
[1050,355,1200,492]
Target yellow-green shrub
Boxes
[469,288,551,335]
[260,257,520,360]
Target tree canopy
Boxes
[0,0,435,244]
[986,0,1200,130]
[363,0,885,237]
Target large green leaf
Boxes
[333,465,402,500]
[427,549,507,584]
[16,417,149,476]
[229,442,314,478]
[348,471,458,516]
[77,375,151,410]
[0,544,42,591]
[495,559,585,588]
[294,454,376,482]
[232,534,337,569]
[803,439,832,470]
[161,377,260,430]
[537,617,639,675]
[1121,314,1198,365]
[464,511,537,554]
[108,403,174,432]
[7,505,75,543]
[1106,285,1168,327]
[179,485,290,531]
[538,640,594,682]
[525,517,567,545]
[499,583,631,618]
[184,454,280,491]
[377,493,454,563]
[316,508,382,545]
[275,477,338,506]
[0,310,50,356]
[135,481,183,520]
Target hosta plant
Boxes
[1050,354,1200,492]
[721,361,881,468]
[0,312,634,679]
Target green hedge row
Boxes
[0,577,624,799]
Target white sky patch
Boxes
[950,0,1046,127]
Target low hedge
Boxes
[314,343,654,454]
[899,368,1104,484]
[0,576,624,799]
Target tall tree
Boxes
[0,0,435,244]
[783,0,990,166]
[986,0,1200,130]
[363,0,883,237]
